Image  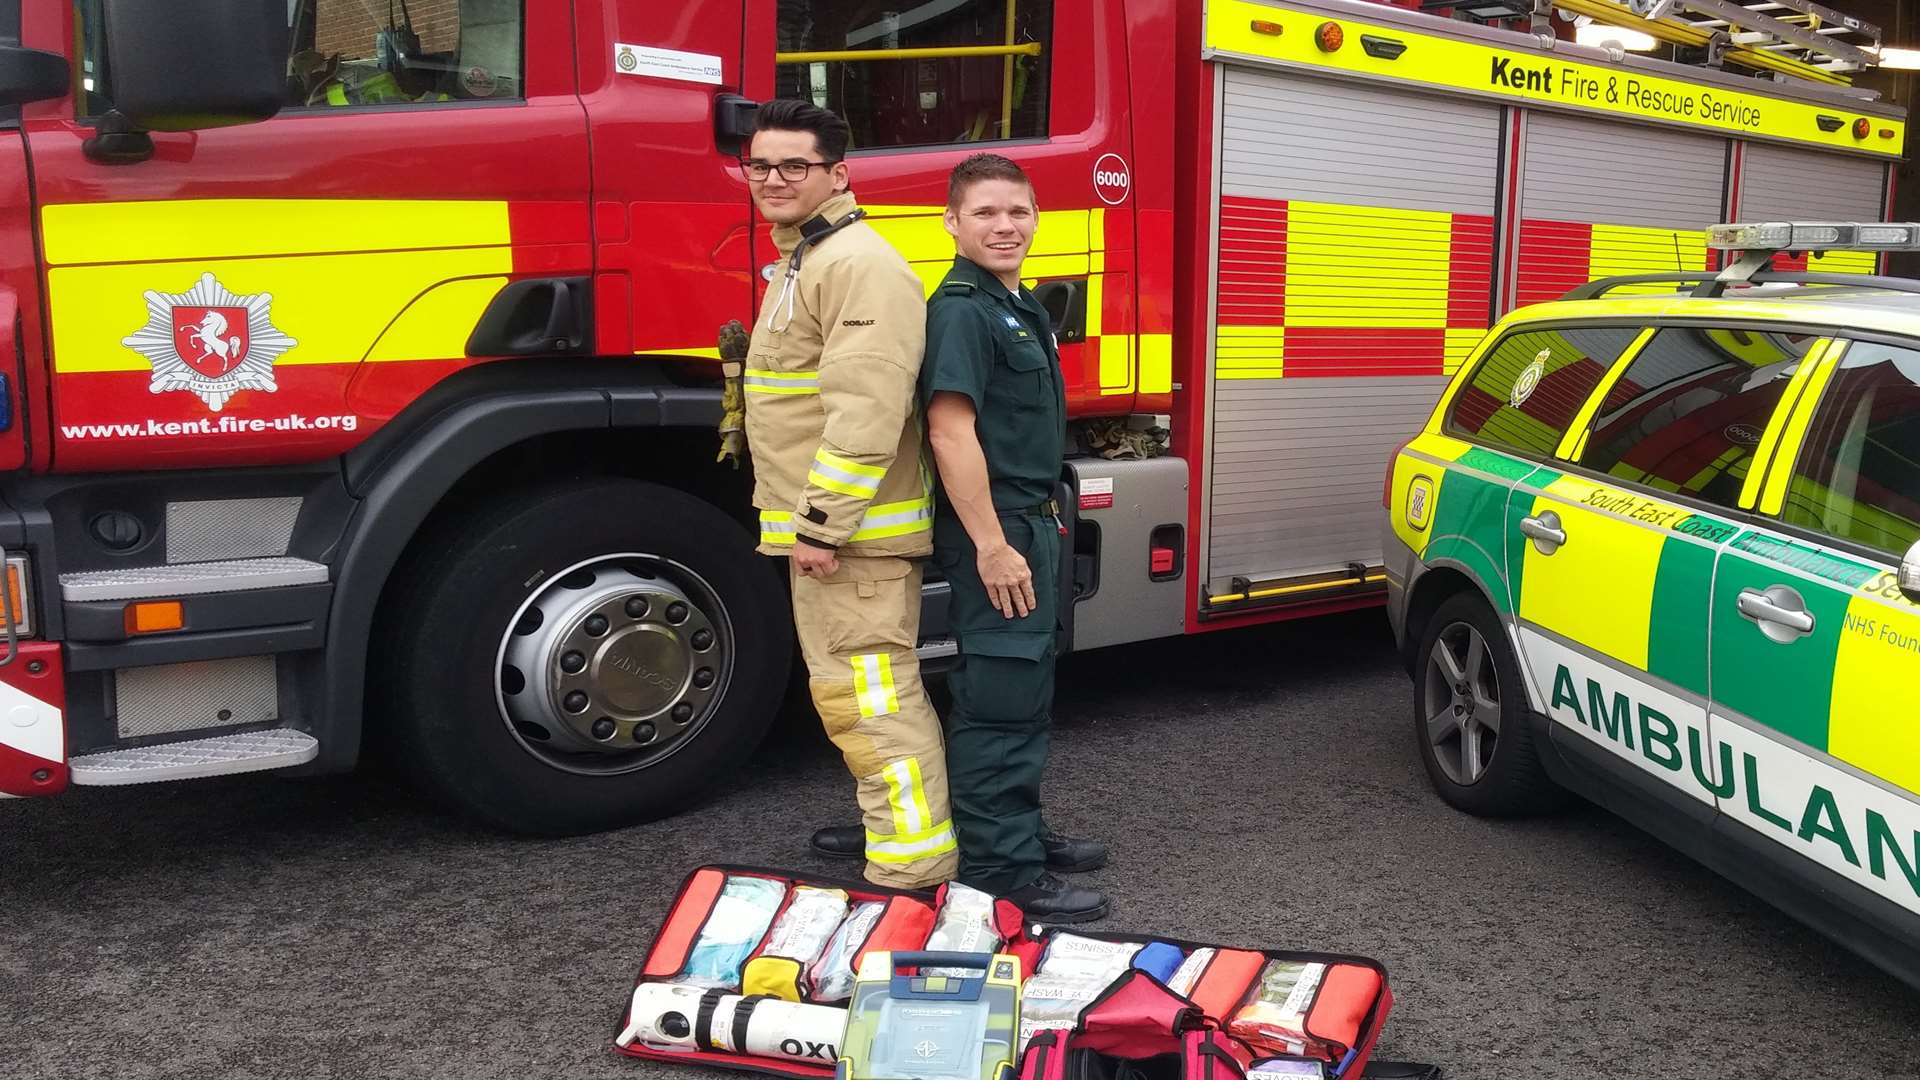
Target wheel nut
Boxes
[691,629,714,651]
[564,690,590,713]
[591,717,617,740]
[672,703,694,724]
[635,722,657,743]
[692,667,715,690]
[625,596,650,619]
[666,602,689,625]
[560,651,586,674]
[584,615,610,637]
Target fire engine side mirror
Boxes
[0,45,69,108]
[1900,540,1920,605]
[102,0,288,132]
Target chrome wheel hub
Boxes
[496,554,732,775]
[1422,621,1502,787]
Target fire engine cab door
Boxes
[0,9,39,475]
[576,0,765,358]
[1205,67,1500,599]
[29,3,592,473]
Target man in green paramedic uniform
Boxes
[920,154,1109,923]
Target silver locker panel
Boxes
[1210,377,1453,585]
[1209,66,1499,590]
[1520,112,1727,229]
[1739,143,1887,222]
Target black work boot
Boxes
[1042,832,1108,874]
[1003,873,1110,924]
[810,825,863,858]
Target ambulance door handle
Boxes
[1737,586,1815,643]
[1519,511,1567,554]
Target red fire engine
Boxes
[0,0,1901,832]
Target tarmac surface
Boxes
[4,610,1917,1079]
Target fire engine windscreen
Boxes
[774,0,1053,151]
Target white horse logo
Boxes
[184,310,243,366]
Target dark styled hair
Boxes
[947,153,1033,208]
[752,98,851,162]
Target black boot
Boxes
[809,825,864,858]
[1002,873,1110,924]
[1042,832,1108,874]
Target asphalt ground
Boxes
[3,609,1917,1080]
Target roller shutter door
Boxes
[1209,67,1500,593]
[1738,143,1889,273]
[1513,113,1728,307]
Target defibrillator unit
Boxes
[837,950,1022,1080]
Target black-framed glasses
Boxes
[741,158,837,182]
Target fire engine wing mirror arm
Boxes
[715,94,759,158]
[0,45,69,107]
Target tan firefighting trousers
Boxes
[790,554,957,888]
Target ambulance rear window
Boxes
[1444,326,1639,459]
[1575,327,1816,510]
[775,0,1052,151]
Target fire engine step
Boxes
[915,637,958,661]
[67,728,319,786]
[59,557,328,602]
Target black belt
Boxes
[996,498,1059,518]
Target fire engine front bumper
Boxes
[0,641,66,797]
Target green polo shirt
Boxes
[919,256,1067,513]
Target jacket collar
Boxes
[949,254,1018,302]
[771,191,861,256]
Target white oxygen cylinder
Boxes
[618,982,848,1066]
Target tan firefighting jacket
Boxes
[744,192,933,558]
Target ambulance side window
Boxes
[1778,341,1920,558]
[775,0,1052,150]
[1443,327,1638,459]
[1574,327,1816,510]
[75,0,525,115]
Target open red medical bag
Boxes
[615,866,1403,1080]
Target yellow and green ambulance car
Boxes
[1385,222,1920,987]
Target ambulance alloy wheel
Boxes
[377,478,792,835]
[1412,591,1560,817]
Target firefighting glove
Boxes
[716,319,749,469]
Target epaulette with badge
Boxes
[939,281,976,296]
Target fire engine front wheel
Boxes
[376,478,792,835]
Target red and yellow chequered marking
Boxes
[1215,197,1493,380]
[1515,219,1708,307]
[41,199,517,373]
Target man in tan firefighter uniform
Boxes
[739,99,957,889]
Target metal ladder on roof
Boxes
[1497,0,1886,85]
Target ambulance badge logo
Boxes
[121,272,297,412]
[1510,349,1549,408]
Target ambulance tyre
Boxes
[1413,591,1562,817]
[377,478,791,836]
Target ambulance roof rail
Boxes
[1563,270,1920,300]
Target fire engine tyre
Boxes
[1412,591,1562,817]
[376,478,792,836]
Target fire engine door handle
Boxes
[714,94,759,158]
[1519,511,1567,554]
[1030,279,1087,344]
[466,277,592,357]
[1737,586,1815,643]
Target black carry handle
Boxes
[891,951,994,972]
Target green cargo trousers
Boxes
[933,512,1060,895]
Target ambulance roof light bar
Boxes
[1565,221,1920,300]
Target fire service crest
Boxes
[121,272,297,412]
